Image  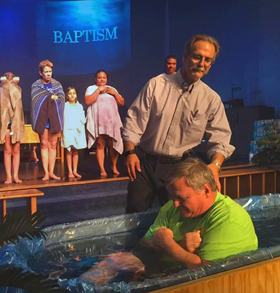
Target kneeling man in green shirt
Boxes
[81,158,258,284]
[141,158,258,269]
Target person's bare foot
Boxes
[42,175,49,181]
[14,177,22,184]
[68,172,75,178]
[100,170,107,177]
[111,167,120,176]
[49,173,61,180]
[73,172,82,178]
[4,178,12,184]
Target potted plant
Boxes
[0,210,69,293]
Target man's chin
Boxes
[179,209,192,218]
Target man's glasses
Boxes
[191,54,214,66]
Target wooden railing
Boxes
[220,165,280,198]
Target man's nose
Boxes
[198,58,205,67]
[173,200,179,208]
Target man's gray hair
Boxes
[183,34,220,61]
[166,158,217,192]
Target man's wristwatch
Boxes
[124,149,136,157]
[212,161,221,172]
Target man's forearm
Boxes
[210,153,225,171]
[140,237,165,253]
[159,235,202,269]
[141,236,202,269]
[211,153,225,166]
[124,141,136,152]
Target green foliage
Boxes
[252,135,280,166]
[0,210,70,292]
[0,210,47,245]
[0,266,69,293]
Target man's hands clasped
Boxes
[153,227,202,254]
[180,230,202,253]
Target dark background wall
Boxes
[1,0,279,122]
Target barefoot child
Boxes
[0,73,25,184]
[62,87,86,178]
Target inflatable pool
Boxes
[1,193,280,292]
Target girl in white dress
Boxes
[62,87,86,178]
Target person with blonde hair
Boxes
[0,72,25,184]
[31,60,65,180]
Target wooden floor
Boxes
[0,149,129,191]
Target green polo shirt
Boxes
[144,192,258,262]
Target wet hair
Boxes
[95,69,108,80]
[165,55,177,64]
[66,87,78,103]
[166,158,217,192]
[183,34,220,61]
[4,72,15,81]
[39,60,53,73]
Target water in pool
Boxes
[28,213,280,284]
[28,231,184,284]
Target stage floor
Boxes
[0,149,129,191]
[0,150,131,226]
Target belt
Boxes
[144,150,193,164]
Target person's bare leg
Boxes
[66,148,74,178]
[4,131,12,184]
[29,144,39,163]
[32,144,39,162]
[48,131,60,180]
[12,142,22,183]
[108,138,120,175]
[40,129,49,180]
[72,149,81,178]
[96,135,107,177]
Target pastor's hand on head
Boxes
[207,163,221,191]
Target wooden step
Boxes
[0,188,44,217]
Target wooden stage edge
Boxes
[0,176,129,192]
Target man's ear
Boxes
[39,71,42,77]
[203,184,212,198]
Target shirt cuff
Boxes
[207,144,235,160]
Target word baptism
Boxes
[53,27,118,43]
